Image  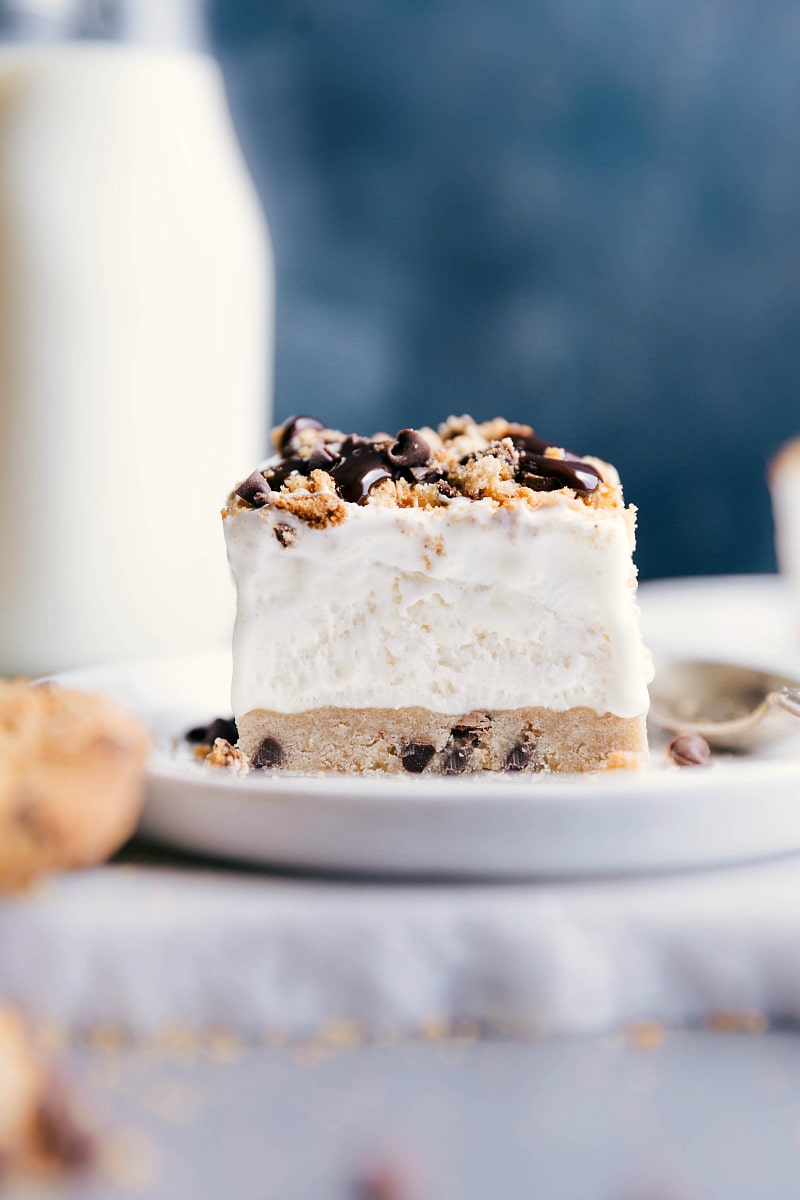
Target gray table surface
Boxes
[5,1029,800,1200]
[6,845,800,1200]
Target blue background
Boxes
[212,0,800,580]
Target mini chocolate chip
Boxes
[206,717,238,744]
[668,733,711,767]
[186,717,238,745]
[437,480,458,498]
[506,743,531,772]
[38,1080,96,1169]
[274,523,297,548]
[386,428,431,468]
[452,710,491,735]
[442,745,470,774]
[279,415,325,453]
[235,471,271,507]
[401,741,435,773]
[252,737,284,769]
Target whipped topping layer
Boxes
[224,497,653,719]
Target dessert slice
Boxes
[769,437,800,616]
[223,415,653,773]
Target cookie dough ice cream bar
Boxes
[770,437,800,617]
[223,415,653,773]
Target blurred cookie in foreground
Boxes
[769,437,800,614]
[0,680,150,890]
[0,1008,95,1177]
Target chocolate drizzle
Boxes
[330,444,393,504]
[235,414,606,509]
[516,452,602,494]
[263,456,310,489]
[509,430,556,456]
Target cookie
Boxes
[0,681,150,890]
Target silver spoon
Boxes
[648,659,800,751]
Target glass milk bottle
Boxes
[0,0,272,674]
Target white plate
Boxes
[51,574,800,879]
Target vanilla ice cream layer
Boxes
[224,499,652,719]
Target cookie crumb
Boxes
[205,739,248,773]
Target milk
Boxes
[0,44,272,674]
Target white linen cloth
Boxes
[1,858,799,1039]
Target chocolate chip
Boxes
[235,471,271,507]
[274,523,297,548]
[252,737,284,769]
[442,745,470,774]
[279,415,325,454]
[437,480,458,498]
[668,733,711,767]
[452,711,491,735]
[386,428,431,468]
[186,717,238,745]
[353,1157,414,1200]
[505,743,531,771]
[207,717,238,745]
[401,741,435,773]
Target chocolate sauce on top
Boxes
[330,444,393,503]
[516,452,602,493]
[238,415,605,508]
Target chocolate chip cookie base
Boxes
[237,707,647,774]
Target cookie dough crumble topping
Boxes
[224,415,623,525]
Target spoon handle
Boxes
[774,687,800,718]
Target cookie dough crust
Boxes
[237,706,647,774]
